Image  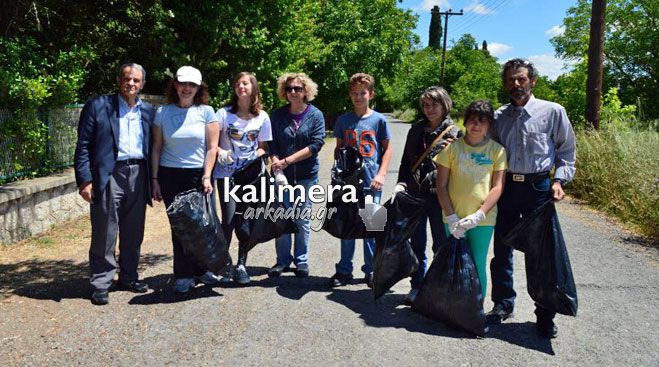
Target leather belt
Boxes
[507,171,549,183]
[116,158,145,165]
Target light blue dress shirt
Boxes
[117,96,144,160]
[493,95,576,182]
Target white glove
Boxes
[274,170,288,185]
[457,209,486,231]
[217,149,234,165]
[446,214,464,239]
[391,183,406,202]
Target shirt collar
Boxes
[506,94,536,118]
[118,94,142,110]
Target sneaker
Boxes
[406,288,420,304]
[174,278,195,294]
[486,304,514,324]
[195,271,221,285]
[328,272,353,287]
[364,273,374,289]
[268,264,286,278]
[536,320,558,339]
[294,263,309,278]
[219,266,233,283]
[233,265,251,284]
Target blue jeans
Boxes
[336,189,382,276]
[275,177,317,266]
[409,197,447,289]
[491,174,555,323]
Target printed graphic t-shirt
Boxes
[333,111,392,189]
[434,137,508,226]
[153,104,217,168]
[213,107,272,178]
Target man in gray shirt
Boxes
[488,59,576,338]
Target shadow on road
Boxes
[487,322,555,355]
[0,253,171,302]
[326,288,556,353]
[128,274,224,305]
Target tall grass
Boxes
[569,126,659,244]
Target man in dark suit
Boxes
[74,63,155,305]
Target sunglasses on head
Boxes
[285,86,304,93]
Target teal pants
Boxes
[444,225,494,298]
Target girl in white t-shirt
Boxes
[214,72,272,285]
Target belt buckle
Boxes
[512,174,525,182]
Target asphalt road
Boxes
[1,116,657,366]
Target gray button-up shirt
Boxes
[492,95,576,182]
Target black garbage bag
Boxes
[322,146,369,239]
[231,156,297,253]
[166,189,231,274]
[502,201,578,316]
[372,190,426,299]
[412,236,486,337]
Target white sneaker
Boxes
[174,278,195,294]
[406,288,420,303]
[195,271,221,285]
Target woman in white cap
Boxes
[213,71,272,285]
[151,66,222,295]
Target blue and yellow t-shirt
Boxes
[433,137,507,226]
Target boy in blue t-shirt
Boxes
[329,73,393,288]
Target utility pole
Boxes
[585,0,606,129]
[439,8,463,85]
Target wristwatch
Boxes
[553,178,566,186]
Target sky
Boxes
[397,0,578,79]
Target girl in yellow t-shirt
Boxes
[434,100,507,298]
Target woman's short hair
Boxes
[276,72,318,102]
[228,71,262,115]
[164,79,209,105]
[419,86,452,118]
[463,100,494,125]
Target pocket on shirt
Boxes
[528,132,550,155]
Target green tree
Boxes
[309,0,418,116]
[429,6,441,49]
[551,0,659,119]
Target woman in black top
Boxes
[394,86,462,303]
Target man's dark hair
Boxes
[501,58,538,82]
[463,100,494,125]
[117,63,147,83]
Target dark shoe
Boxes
[294,263,309,278]
[536,321,558,339]
[486,304,514,324]
[117,280,149,293]
[329,272,353,287]
[268,264,286,278]
[364,273,374,289]
[91,289,109,305]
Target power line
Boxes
[452,0,511,36]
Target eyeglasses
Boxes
[285,86,304,93]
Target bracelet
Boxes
[284,158,289,165]
[202,176,211,181]
[151,177,159,180]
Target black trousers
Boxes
[160,166,207,279]
[217,177,248,266]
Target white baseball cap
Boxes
[175,66,202,85]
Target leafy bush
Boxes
[568,124,659,243]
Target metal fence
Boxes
[0,106,82,184]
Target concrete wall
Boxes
[0,168,87,244]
